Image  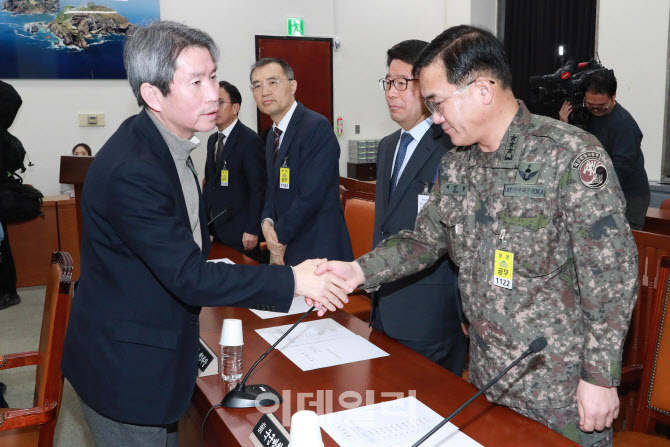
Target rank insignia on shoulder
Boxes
[572,152,608,189]
[503,133,520,161]
[515,162,541,185]
[443,183,467,195]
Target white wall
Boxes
[597,0,669,181]
[6,0,461,196]
[11,0,666,196]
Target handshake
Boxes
[293,259,366,317]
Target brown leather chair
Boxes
[340,190,376,322]
[617,231,670,433]
[0,252,74,447]
[623,232,670,368]
[614,256,670,446]
[660,199,670,210]
[342,190,376,260]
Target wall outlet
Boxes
[355,124,360,134]
[78,113,105,127]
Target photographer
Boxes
[560,71,650,230]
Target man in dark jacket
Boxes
[60,21,351,447]
[560,70,650,230]
[203,81,266,261]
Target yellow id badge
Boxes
[493,249,514,289]
[220,169,229,187]
[279,167,290,189]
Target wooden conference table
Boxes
[178,243,576,446]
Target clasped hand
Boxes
[295,260,366,316]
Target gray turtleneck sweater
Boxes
[147,112,202,251]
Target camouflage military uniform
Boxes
[358,102,638,444]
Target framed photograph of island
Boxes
[0,0,160,79]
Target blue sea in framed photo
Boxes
[0,0,159,79]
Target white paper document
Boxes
[319,396,483,447]
[207,257,235,264]
[249,296,312,319]
[255,319,388,371]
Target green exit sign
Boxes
[287,18,304,36]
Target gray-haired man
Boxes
[61,20,350,447]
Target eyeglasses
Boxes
[424,80,495,117]
[379,78,418,92]
[583,98,612,112]
[250,78,293,93]
[218,100,233,107]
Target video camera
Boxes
[529,58,612,126]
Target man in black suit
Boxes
[203,81,265,261]
[373,40,466,375]
[251,58,353,266]
[60,21,351,447]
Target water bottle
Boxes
[219,318,243,382]
[220,345,243,381]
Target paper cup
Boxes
[219,319,243,346]
[289,410,324,447]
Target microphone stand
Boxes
[221,306,315,408]
[412,337,547,447]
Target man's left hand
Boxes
[242,232,258,251]
[576,379,619,432]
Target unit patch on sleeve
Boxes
[571,152,608,189]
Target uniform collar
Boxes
[468,100,530,169]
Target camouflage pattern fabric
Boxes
[358,101,638,411]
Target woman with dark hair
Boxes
[72,143,92,156]
[60,143,93,196]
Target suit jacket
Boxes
[61,110,293,426]
[372,123,461,341]
[203,120,266,249]
[262,102,353,265]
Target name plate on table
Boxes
[249,413,290,447]
[197,337,218,377]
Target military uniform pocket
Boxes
[493,200,569,278]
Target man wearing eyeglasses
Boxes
[315,25,637,447]
[203,81,266,261]
[559,71,650,230]
[250,58,353,266]
[372,40,465,376]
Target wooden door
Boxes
[255,36,333,134]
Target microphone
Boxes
[411,337,547,447]
[202,307,317,444]
[207,209,227,226]
[220,306,316,408]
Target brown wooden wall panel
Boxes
[7,199,59,287]
[255,37,333,133]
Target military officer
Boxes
[314,25,637,447]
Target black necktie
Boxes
[215,133,225,165]
[272,127,283,164]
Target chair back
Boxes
[623,231,670,368]
[36,252,74,412]
[342,190,376,259]
[0,251,74,447]
[634,256,670,433]
[660,198,670,210]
